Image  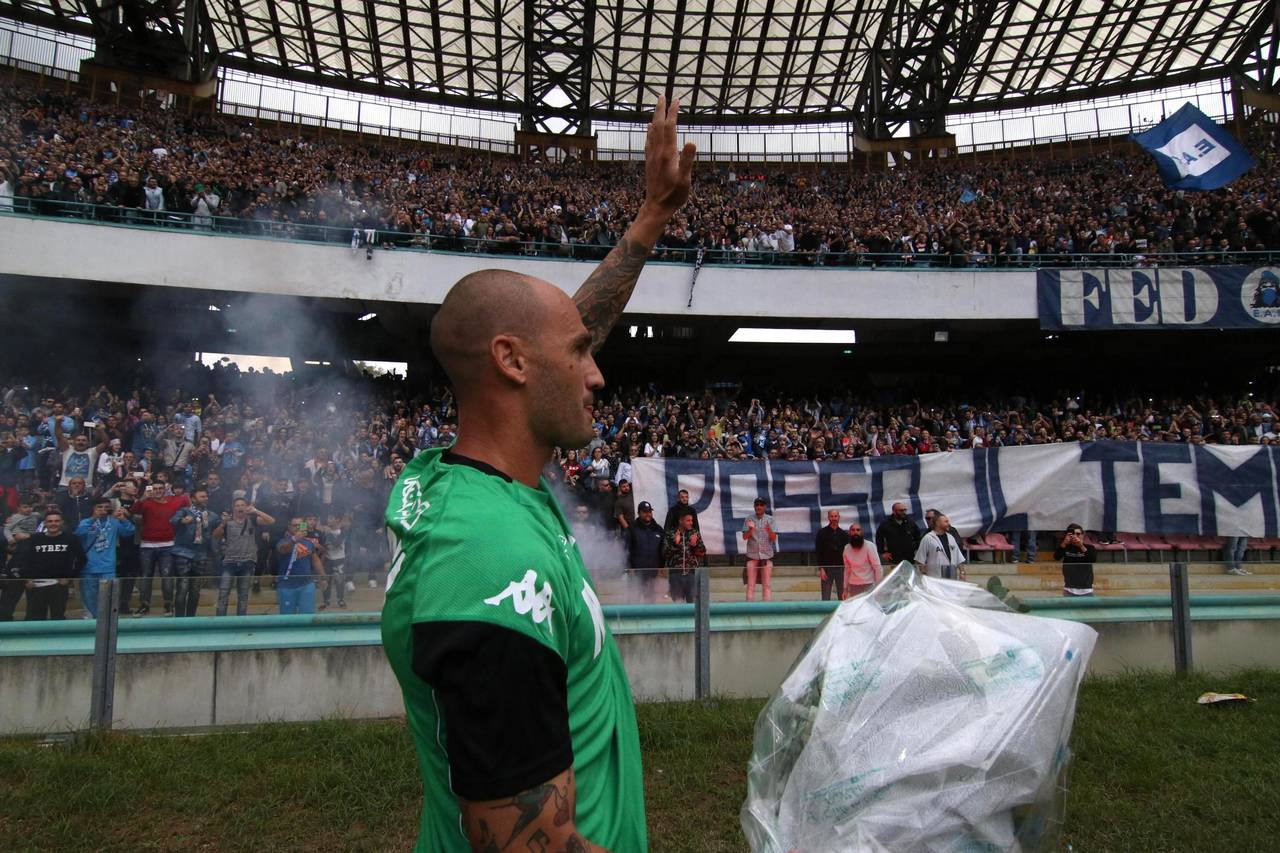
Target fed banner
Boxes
[631,443,1280,556]
[1037,267,1280,330]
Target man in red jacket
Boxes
[131,483,189,615]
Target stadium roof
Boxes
[5,0,1276,134]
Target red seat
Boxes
[981,532,1015,563]
[1165,535,1224,558]
[1136,534,1174,552]
[1086,531,1128,560]
[1116,532,1148,548]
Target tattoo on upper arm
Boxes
[575,237,652,352]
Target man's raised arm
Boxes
[574,96,696,352]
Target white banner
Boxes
[631,443,1279,555]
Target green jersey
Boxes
[381,447,647,852]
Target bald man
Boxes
[381,97,695,853]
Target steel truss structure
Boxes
[4,0,1277,136]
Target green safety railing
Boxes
[5,593,1280,658]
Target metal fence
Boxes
[5,198,1277,271]
[7,560,1269,727]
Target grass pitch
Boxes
[1,671,1278,851]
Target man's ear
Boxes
[490,335,530,386]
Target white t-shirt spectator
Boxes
[915,530,966,580]
[61,447,100,488]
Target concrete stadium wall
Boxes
[4,619,1279,735]
[0,215,1037,320]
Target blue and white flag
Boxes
[1132,103,1256,191]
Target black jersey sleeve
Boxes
[412,620,574,801]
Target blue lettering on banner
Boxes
[634,443,1280,555]
[1194,446,1278,538]
[869,455,922,529]
[1141,443,1199,534]
[977,447,1031,534]
[1079,442,1141,534]
[1038,266,1280,330]
[661,457,716,519]
[768,462,822,554]
[817,461,872,531]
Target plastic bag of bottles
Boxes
[741,562,1096,852]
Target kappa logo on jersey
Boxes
[580,579,606,659]
[398,476,429,530]
[484,569,555,635]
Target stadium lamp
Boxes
[357,312,377,321]
[729,328,856,344]
[934,330,949,343]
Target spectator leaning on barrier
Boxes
[814,509,849,602]
[1054,523,1097,597]
[8,508,85,621]
[842,522,883,599]
[876,501,921,566]
[742,497,778,602]
[664,511,705,604]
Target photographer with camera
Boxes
[1053,522,1097,597]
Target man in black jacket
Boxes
[8,508,86,620]
[814,509,849,601]
[876,502,921,566]
[1053,523,1097,597]
[626,501,666,603]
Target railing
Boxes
[2,558,1279,733]
[5,197,1277,270]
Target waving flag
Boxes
[1132,103,1256,191]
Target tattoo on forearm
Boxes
[477,818,502,853]
[462,771,577,851]
[575,237,653,352]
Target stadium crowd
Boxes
[0,360,1272,619]
[3,79,1279,266]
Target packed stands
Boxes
[3,78,1279,268]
